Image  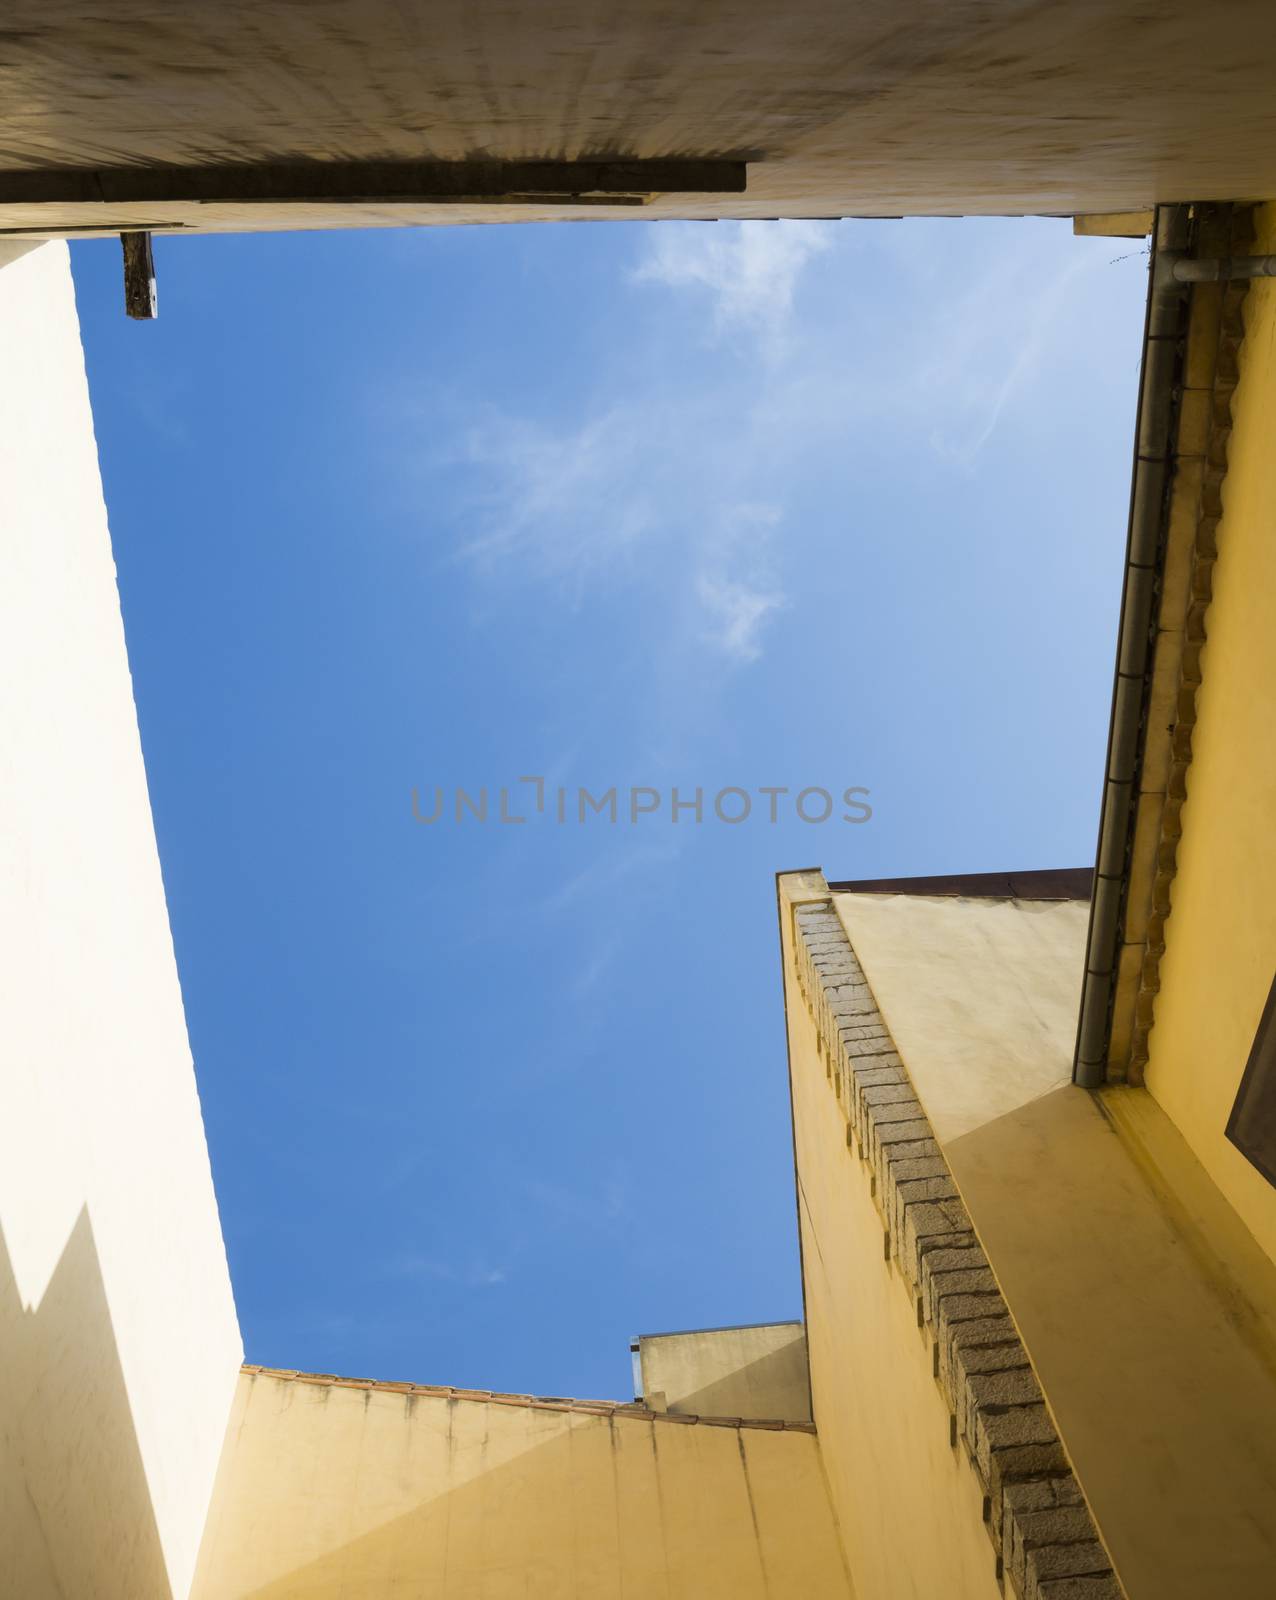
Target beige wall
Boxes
[637,1323,811,1422]
[0,242,242,1599]
[833,892,1088,1144]
[779,882,1002,1600]
[1143,200,1276,1268]
[8,3,1276,233]
[192,1369,852,1598]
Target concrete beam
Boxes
[0,158,747,212]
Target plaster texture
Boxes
[637,1323,811,1422]
[0,242,242,1600]
[192,1369,852,1598]
[778,875,1004,1600]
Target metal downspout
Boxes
[1073,205,1192,1088]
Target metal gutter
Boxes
[1074,205,1192,1087]
[1074,206,1264,1086]
[1123,214,1253,1081]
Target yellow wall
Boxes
[950,1082,1276,1599]
[638,1323,811,1422]
[832,892,1088,1143]
[0,242,242,1600]
[817,881,1276,1597]
[1144,200,1276,1267]
[192,1369,852,1598]
[778,879,1002,1600]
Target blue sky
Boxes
[72,216,1147,1400]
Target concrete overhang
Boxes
[7,2,1276,236]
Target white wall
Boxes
[0,242,242,1599]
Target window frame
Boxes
[1226,972,1276,1187]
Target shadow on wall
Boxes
[657,1339,812,1422]
[0,1209,172,1600]
[191,1373,850,1598]
[222,1421,721,1600]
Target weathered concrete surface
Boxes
[5,2,1276,233]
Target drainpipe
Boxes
[1073,205,1191,1088]
[1160,253,1276,283]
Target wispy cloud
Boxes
[543,840,681,917]
[403,218,1141,717]
[695,574,785,662]
[524,1173,630,1230]
[634,220,835,344]
[458,407,657,586]
[729,220,1135,472]
[693,501,786,662]
[914,246,1097,468]
[381,1253,507,1288]
[453,406,789,667]
[433,224,838,680]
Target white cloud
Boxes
[419,218,1144,701]
[913,245,1097,468]
[634,220,835,341]
[728,219,1140,472]
[454,405,788,666]
[695,573,786,662]
[459,407,656,585]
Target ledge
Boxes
[240,1364,818,1433]
[789,893,1122,1600]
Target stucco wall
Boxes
[191,1368,851,1598]
[0,242,242,1599]
[778,878,1002,1600]
[637,1323,811,1421]
[818,879,1276,1597]
[1143,200,1276,1268]
[832,892,1088,1144]
[950,1082,1276,1599]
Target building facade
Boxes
[5,9,1276,1596]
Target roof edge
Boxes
[633,1319,802,1342]
[241,1364,818,1433]
[827,867,1092,901]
